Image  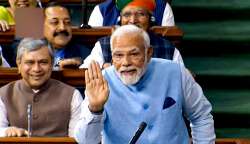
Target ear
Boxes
[16,60,21,73]
[146,47,153,63]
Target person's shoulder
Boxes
[0,80,17,88]
[150,58,183,76]
[0,6,7,12]
[0,80,19,95]
[149,31,171,43]
[98,35,111,42]
[49,79,75,90]
[0,6,9,17]
[150,58,180,68]
[151,57,174,64]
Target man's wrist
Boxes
[88,105,104,114]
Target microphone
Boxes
[36,0,43,8]
[27,104,32,137]
[129,122,147,144]
[79,0,91,29]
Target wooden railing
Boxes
[0,0,105,5]
[0,67,85,87]
[0,137,77,143]
[0,26,183,47]
[0,137,249,144]
[215,138,250,144]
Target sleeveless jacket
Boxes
[0,79,75,136]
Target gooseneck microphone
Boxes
[80,0,91,29]
[129,122,147,144]
[27,104,32,137]
[36,0,42,8]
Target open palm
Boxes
[85,61,109,112]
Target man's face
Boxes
[44,6,72,49]
[121,5,150,31]
[112,33,151,85]
[17,46,53,90]
[9,0,37,8]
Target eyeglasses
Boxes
[121,11,149,19]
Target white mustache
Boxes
[118,66,138,73]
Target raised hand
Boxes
[5,127,28,137]
[85,61,109,113]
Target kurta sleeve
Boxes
[181,66,216,144]
[74,96,104,144]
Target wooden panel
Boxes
[216,138,250,144]
[0,137,77,143]
[0,26,183,47]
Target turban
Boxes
[116,0,156,13]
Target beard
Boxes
[116,56,148,85]
[117,66,145,85]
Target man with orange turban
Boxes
[81,0,183,69]
[88,0,175,26]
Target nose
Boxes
[121,55,131,67]
[128,15,138,24]
[32,63,42,72]
[58,21,66,30]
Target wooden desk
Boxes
[0,68,85,87]
[216,138,250,144]
[0,137,249,144]
[0,26,183,47]
[0,137,77,143]
[0,0,104,5]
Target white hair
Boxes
[110,25,150,51]
[17,38,54,64]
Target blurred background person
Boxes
[0,0,37,32]
[44,1,91,69]
[81,0,182,69]
[88,0,175,27]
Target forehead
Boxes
[22,46,51,60]
[45,6,70,19]
[113,33,145,52]
[122,5,148,13]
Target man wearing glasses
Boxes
[81,0,184,69]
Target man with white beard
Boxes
[74,25,216,144]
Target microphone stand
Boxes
[129,122,147,144]
[27,104,32,137]
[80,0,91,29]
